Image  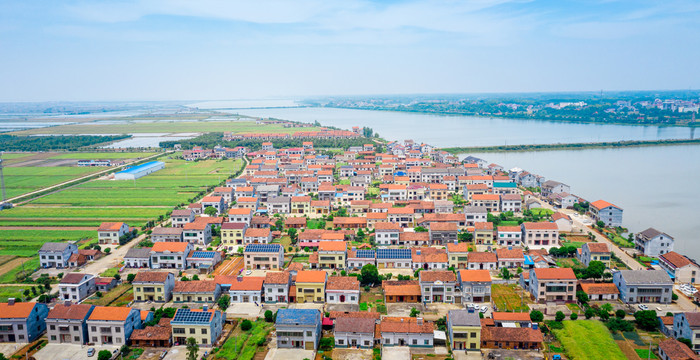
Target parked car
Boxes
[87,348,95,357]
[245,270,252,275]
[480,306,489,313]
[638,304,649,310]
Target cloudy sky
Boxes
[1,0,699,101]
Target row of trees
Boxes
[159,132,376,151]
[0,134,131,151]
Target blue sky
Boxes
[1,0,699,101]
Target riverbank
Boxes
[442,138,700,154]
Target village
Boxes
[1,133,698,360]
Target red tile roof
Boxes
[522,222,558,230]
[380,317,434,334]
[151,242,189,253]
[98,222,125,231]
[382,280,421,296]
[420,270,456,283]
[228,277,265,291]
[296,271,327,283]
[327,276,360,291]
[89,306,135,321]
[459,270,491,283]
[533,268,576,280]
[590,200,621,210]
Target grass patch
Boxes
[360,302,368,311]
[499,220,520,226]
[0,257,39,284]
[530,208,554,216]
[634,349,657,359]
[307,219,327,230]
[0,285,32,302]
[553,320,627,360]
[48,152,157,160]
[101,268,119,278]
[0,230,95,256]
[3,166,101,199]
[491,284,531,312]
[84,283,132,306]
[566,303,581,313]
[216,319,272,360]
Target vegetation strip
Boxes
[442,138,700,153]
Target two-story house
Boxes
[97,222,130,245]
[150,242,192,270]
[429,222,459,245]
[447,310,481,351]
[458,270,492,303]
[39,242,78,269]
[59,273,96,303]
[419,270,457,304]
[296,271,327,303]
[46,303,95,344]
[229,276,264,303]
[579,242,611,268]
[659,251,700,284]
[243,228,272,244]
[528,268,577,303]
[87,306,141,346]
[521,222,559,250]
[264,272,291,303]
[276,309,322,350]
[244,243,284,270]
[0,300,48,343]
[380,317,434,347]
[635,228,675,257]
[589,200,623,227]
[227,208,253,225]
[374,222,403,246]
[446,243,469,269]
[132,271,175,302]
[326,276,360,304]
[171,307,224,347]
[183,221,212,246]
[318,241,347,270]
[171,209,195,228]
[220,222,247,250]
[613,270,673,304]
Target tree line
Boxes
[0,134,130,151]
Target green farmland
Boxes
[0,229,95,256]
[553,320,627,360]
[3,166,101,199]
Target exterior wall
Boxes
[461,281,491,302]
[183,226,212,245]
[591,206,623,227]
[296,283,325,303]
[673,313,700,353]
[522,228,559,250]
[174,289,221,303]
[448,253,469,269]
[376,230,401,246]
[581,249,611,268]
[382,332,433,347]
[0,304,48,343]
[449,325,480,351]
[98,224,129,245]
[497,231,521,246]
[420,281,457,303]
[151,250,189,270]
[614,273,673,304]
[172,313,223,347]
[87,311,140,346]
[59,277,96,302]
[376,259,412,269]
[326,290,359,304]
[39,244,78,269]
[244,249,284,270]
[133,276,174,302]
[335,331,374,348]
[125,257,150,268]
[229,290,262,303]
[636,234,674,257]
[318,251,346,270]
[264,283,289,303]
[277,323,321,350]
[467,262,497,270]
[529,272,576,303]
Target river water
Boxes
[229,106,700,260]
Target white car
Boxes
[245,270,252,275]
[638,304,649,310]
[480,306,489,313]
[468,303,477,309]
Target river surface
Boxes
[229,106,700,260]
[227,107,697,147]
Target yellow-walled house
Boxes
[220,222,247,250]
[447,310,481,351]
[296,271,327,303]
[318,241,347,270]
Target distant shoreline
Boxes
[442,138,700,154]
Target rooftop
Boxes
[276,308,320,326]
[447,310,481,327]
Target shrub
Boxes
[615,309,626,319]
[585,308,595,319]
[241,319,253,331]
[555,311,565,322]
[319,337,334,351]
[570,313,578,320]
[264,310,274,322]
[530,310,544,322]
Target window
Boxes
[338,339,344,345]
[202,329,207,334]
[202,339,207,344]
[190,328,196,334]
[412,339,417,345]
[50,325,55,330]
[50,336,56,341]
[424,339,430,345]
[306,331,312,337]
[91,326,97,332]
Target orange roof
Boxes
[98,222,125,231]
[327,276,360,290]
[228,277,265,291]
[420,270,456,283]
[319,241,347,252]
[382,280,421,296]
[472,194,500,201]
[201,196,222,202]
[446,243,469,253]
[579,282,619,295]
[296,271,327,283]
[498,226,521,232]
[245,228,271,237]
[492,312,531,322]
[533,267,576,280]
[89,306,134,321]
[468,252,497,263]
[228,208,253,215]
[374,222,402,231]
[151,242,189,253]
[459,270,492,282]
[237,196,258,202]
[380,317,434,334]
[591,199,621,210]
[387,207,414,215]
[430,222,458,231]
[321,232,345,241]
[474,222,494,231]
[586,242,610,253]
[367,212,388,220]
[0,302,39,319]
[522,222,558,230]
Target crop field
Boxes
[553,320,627,360]
[3,166,101,199]
[15,120,322,135]
[48,152,158,159]
[491,283,532,312]
[0,229,95,256]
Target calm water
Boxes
[230,107,697,147]
[229,107,700,259]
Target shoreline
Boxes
[442,138,700,154]
[315,105,700,128]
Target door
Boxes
[399,339,405,346]
[351,339,357,347]
[340,295,346,302]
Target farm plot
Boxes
[48,152,158,160]
[3,166,101,199]
[553,320,627,360]
[491,283,532,312]
[0,229,95,256]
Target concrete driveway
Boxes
[227,302,264,319]
[0,343,25,358]
[386,303,423,317]
[162,346,189,360]
[34,344,119,360]
[382,346,411,360]
[333,348,373,360]
[265,348,315,360]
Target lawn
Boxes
[0,285,32,302]
[101,268,119,277]
[635,349,657,359]
[530,208,554,216]
[307,219,327,229]
[491,284,532,312]
[216,320,273,360]
[84,283,132,306]
[553,320,627,360]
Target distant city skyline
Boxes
[1,0,699,101]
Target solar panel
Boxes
[377,248,411,259]
[356,250,375,259]
[172,309,212,324]
[245,244,281,253]
[191,251,215,259]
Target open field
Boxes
[48,152,158,159]
[0,229,95,256]
[14,120,322,135]
[553,320,627,360]
[215,319,272,360]
[0,285,32,302]
[3,166,101,199]
[491,283,532,312]
[0,257,38,284]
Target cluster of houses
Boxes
[15,138,700,359]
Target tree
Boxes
[360,264,380,286]
[127,273,136,283]
[410,308,420,317]
[241,319,253,331]
[555,311,565,322]
[584,308,595,319]
[458,231,473,242]
[435,316,447,331]
[217,294,230,311]
[596,220,605,228]
[530,310,544,322]
[186,337,199,360]
[264,310,274,322]
[499,267,512,280]
[414,226,428,233]
[576,291,589,305]
[104,247,111,254]
[634,310,659,331]
[600,303,614,315]
[0,353,7,360]
[319,337,334,351]
[570,313,578,320]
[672,293,679,301]
[615,309,626,319]
[192,275,199,281]
[204,206,218,216]
[98,350,112,360]
[598,310,610,321]
[584,261,606,279]
[287,228,298,243]
[679,337,693,349]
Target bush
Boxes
[615,309,626,319]
[672,293,679,301]
[555,311,565,322]
[530,310,544,322]
[606,318,635,333]
[264,310,274,322]
[634,310,658,331]
[570,313,578,320]
[410,308,420,317]
[585,308,595,319]
[98,350,112,360]
[241,319,253,331]
[319,337,334,351]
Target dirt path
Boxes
[615,340,641,360]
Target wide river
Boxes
[229,107,700,260]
